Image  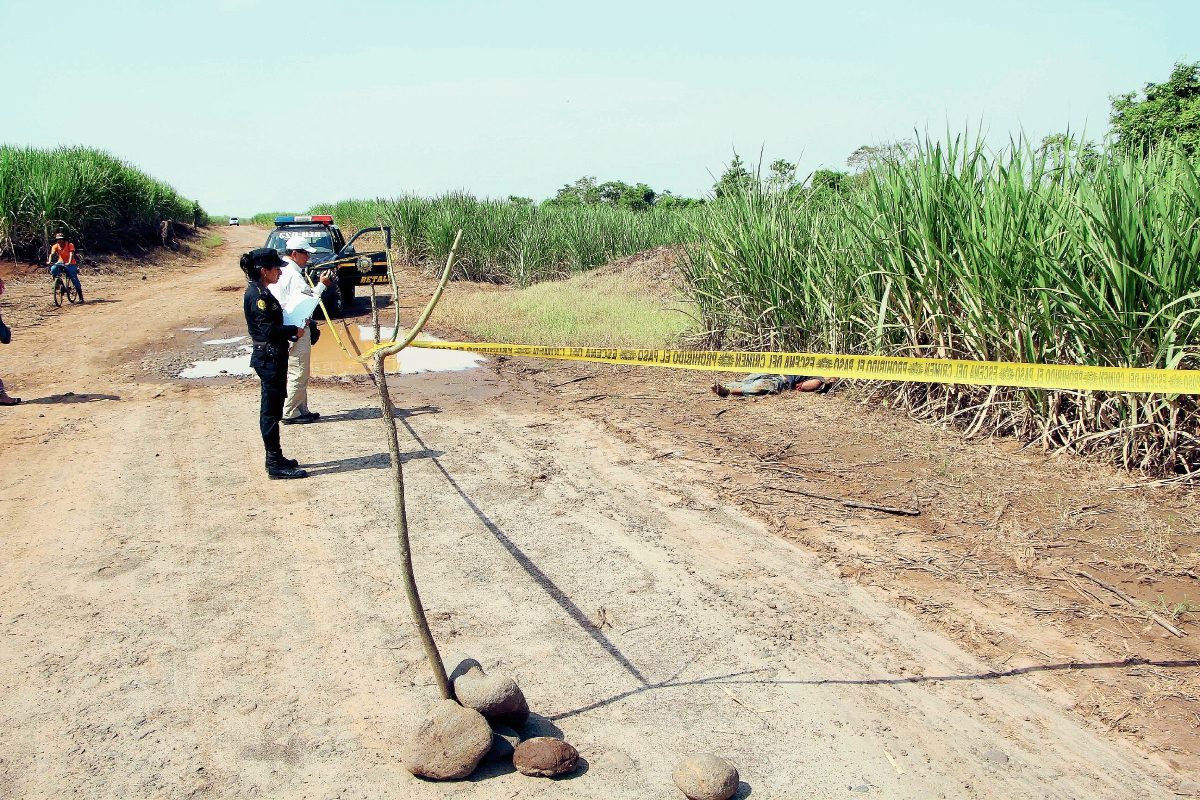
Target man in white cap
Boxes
[270,235,332,424]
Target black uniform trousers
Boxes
[255,354,289,456]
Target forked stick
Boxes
[370,283,381,344]
[378,215,401,344]
[371,229,463,701]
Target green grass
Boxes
[201,232,222,248]
[0,145,204,258]
[266,195,698,286]
[683,134,1200,473]
[434,270,695,348]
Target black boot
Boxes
[266,450,298,468]
[265,452,307,479]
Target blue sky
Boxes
[2,0,1196,214]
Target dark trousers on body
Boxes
[255,359,288,456]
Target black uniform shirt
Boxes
[244,281,297,366]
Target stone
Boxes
[513,737,579,777]
[401,700,493,780]
[519,714,561,739]
[672,753,739,800]
[982,749,1009,766]
[484,724,521,763]
[448,656,482,682]
[453,663,529,723]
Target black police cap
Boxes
[249,247,284,268]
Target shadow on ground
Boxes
[312,405,440,424]
[400,416,653,688]
[304,449,443,475]
[548,658,1200,720]
[25,392,120,405]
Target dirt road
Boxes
[0,228,1184,798]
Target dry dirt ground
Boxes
[0,227,1195,799]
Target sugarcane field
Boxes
[3,4,1200,799]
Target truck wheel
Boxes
[339,280,356,311]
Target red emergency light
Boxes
[274,215,334,225]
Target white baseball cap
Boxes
[284,236,316,253]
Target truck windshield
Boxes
[265,228,335,254]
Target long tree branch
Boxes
[371,229,463,700]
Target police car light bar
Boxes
[274,215,334,225]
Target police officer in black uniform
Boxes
[241,248,307,479]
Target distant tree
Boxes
[655,191,703,210]
[579,180,655,211]
[506,195,534,206]
[767,159,798,191]
[1037,133,1101,171]
[597,180,630,205]
[845,140,915,173]
[713,154,755,198]
[1110,62,1200,159]
[619,183,657,211]
[810,169,849,195]
[545,177,662,211]
[549,176,601,206]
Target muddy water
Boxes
[308,324,485,377]
[176,324,484,380]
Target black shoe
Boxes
[267,464,308,479]
[268,465,308,479]
[281,412,317,425]
[266,453,299,469]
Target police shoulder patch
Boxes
[257,299,266,310]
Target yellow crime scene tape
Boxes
[384,340,1200,395]
[306,250,1199,396]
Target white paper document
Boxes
[282,293,321,327]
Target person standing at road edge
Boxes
[0,277,18,405]
[270,236,331,424]
[241,248,307,479]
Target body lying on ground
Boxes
[712,373,830,397]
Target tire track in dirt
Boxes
[0,228,1186,798]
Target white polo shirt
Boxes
[268,255,325,321]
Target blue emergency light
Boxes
[274,215,333,225]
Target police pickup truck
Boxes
[263,215,392,315]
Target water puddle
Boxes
[178,354,255,379]
[310,327,485,377]
[177,325,483,379]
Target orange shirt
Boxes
[50,242,75,264]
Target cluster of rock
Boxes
[402,657,740,798]
[401,658,579,781]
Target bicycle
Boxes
[51,264,84,307]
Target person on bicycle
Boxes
[47,233,84,302]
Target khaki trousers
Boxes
[283,332,312,419]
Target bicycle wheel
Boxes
[53,278,65,307]
[67,280,82,304]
